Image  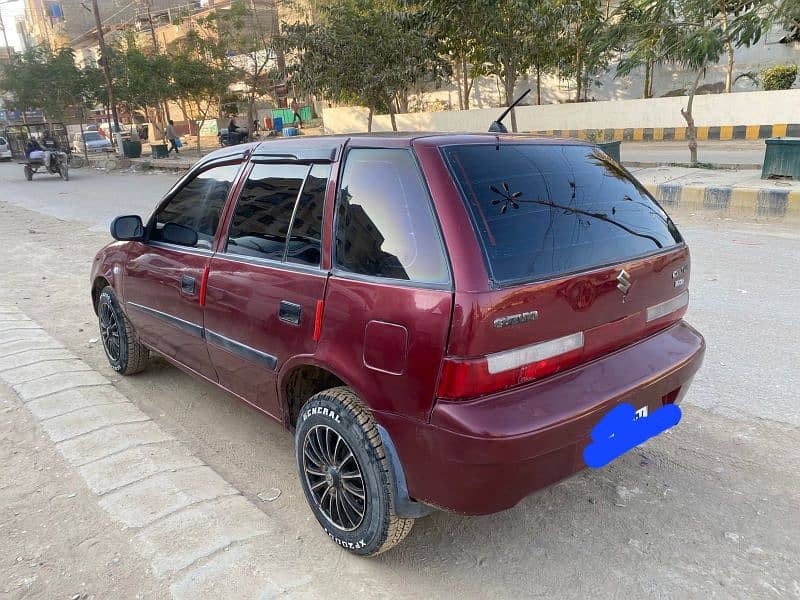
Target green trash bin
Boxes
[762,137,800,180]
[123,140,142,158]
[151,143,169,159]
[598,140,622,163]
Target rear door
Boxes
[435,142,689,399]
[124,160,242,380]
[317,147,453,421]
[203,161,330,419]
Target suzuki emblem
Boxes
[617,269,632,296]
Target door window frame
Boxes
[330,146,453,291]
[215,157,333,275]
[144,156,247,255]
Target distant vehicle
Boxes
[0,136,11,161]
[72,131,113,154]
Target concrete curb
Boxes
[530,123,800,142]
[624,161,762,170]
[0,303,306,599]
[643,183,800,218]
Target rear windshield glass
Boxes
[83,132,102,141]
[442,144,682,285]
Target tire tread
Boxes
[304,386,414,556]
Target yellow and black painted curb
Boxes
[531,124,800,142]
[643,183,800,219]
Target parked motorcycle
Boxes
[218,127,249,146]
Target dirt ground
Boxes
[1,165,799,598]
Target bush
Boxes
[761,65,798,91]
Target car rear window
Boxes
[442,143,682,285]
[83,132,102,141]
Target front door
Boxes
[203,162,331,418]
[124,161,242,380]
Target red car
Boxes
[91,134,705,555]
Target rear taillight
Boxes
[437,333,584,400]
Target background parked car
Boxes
[0,136,12,160]
[72,131,113,154]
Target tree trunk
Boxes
[574,25,583,102]
[644,61,653,99]
[724,41,735,93]
[367,107,373,133]
[454,58,464,110]
[462,55,470,111]
[389,106,397,132]
[718,2,734,93]
[503,64,518,133]
[247,90,255,141]
[536,66,542,105]
[681,61,707,167]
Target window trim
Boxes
[439,142,685,289]
[144,157,245,252]
[222,161,327,268]
[331,146,453,290]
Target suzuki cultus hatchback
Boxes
[92,133,705,555]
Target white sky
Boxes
[0,0,24,50]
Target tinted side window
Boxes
[335,149,449,285]
[226,163,308,262]
[286,164,329,267]
[152,163,239,249]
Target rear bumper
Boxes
[378,320,705,515]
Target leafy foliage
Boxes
[282,0,443,130]
[761,64,798,90]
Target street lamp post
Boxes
[0,0,19,61]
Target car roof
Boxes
[196,132,591,168]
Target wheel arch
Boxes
[279,357,352,429]
[91,275,112,314]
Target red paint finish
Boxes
[382,320,704,514]
[92,133,705,518]
[198,265,210,307]
[316,276,451,420]
[122,243,216,380]
[203,256,328,420]
[312,299,324,342]
[363,320,409,375]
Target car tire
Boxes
[295,387,414,556]
[96,286,149,375]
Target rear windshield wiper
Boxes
[490,183,663,248]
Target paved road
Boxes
[1,162,799,598]
[622,140,766,166]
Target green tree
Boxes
[562,0,611,102]
[171,51,235,151]
[421,0,486,110]
[615,0,729,166]
[190,0,283,140]
[0,47,97,124]
[282,0,442,131]
[109,39,173,137]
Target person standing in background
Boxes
[291,99,303,128]
[166,119,179,155]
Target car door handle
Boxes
[181,275,196,294]
[279,301,301,325]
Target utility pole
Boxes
[90,0,121,142]
[144,0,158,51]
[0,0,17,61]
